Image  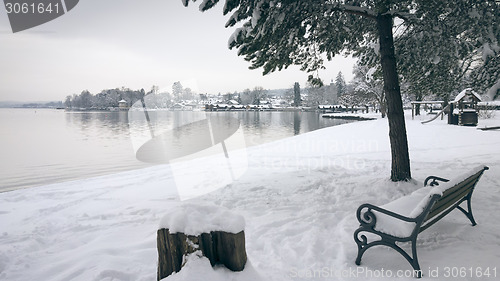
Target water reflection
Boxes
[135,115,241,163]
[62,110,350,150]
[294,112,301,135]
[65,111,131,139]
[0,108,354,192]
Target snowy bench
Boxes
[354,165,489,278]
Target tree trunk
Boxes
[415,92,423,115]
[380,103,387,118]
[378,95,387,118]
[376,14,411,181]
[157,228,247,280]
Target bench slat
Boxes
[440,174,477,198]
[420,197,465,233]
[425,172,482,222]
[425,187,471,223]
[424,177,479,221]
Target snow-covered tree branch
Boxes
[180,0,499,182]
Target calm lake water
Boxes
[0,108,352,192]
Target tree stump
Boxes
[157,228,246,280]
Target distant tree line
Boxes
[19,101,63,109]
[64,87,145,110]
[64,82,206,110]
[212,86,269,106]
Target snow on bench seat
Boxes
[372,165,488,238]
[354,165,488,277]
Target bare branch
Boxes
[383,11,420,24]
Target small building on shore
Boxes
[118,99,128,110]
[450,88,481,126]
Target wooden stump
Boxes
[157,228,247,280]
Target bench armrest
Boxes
[356,203,418,228]
[424,176,449,187]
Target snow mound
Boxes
[159,203,245,235]
[163,251,262,281]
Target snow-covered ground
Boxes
[1,111,499,281]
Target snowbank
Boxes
[1,111,499,281]
[163,252,262,281]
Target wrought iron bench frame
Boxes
[353,166,489,278]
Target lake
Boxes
[0,108,353,192]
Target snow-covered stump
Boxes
[156,204,247,280]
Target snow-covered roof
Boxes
[453,88,482,102]
[118,99,127,103]
[318,104,344,108]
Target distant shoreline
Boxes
[0,101,63,109]
[322,114,376,121]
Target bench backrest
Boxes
[419,166,488,232]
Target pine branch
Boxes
[326,4,377,20]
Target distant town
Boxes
[59,79,366,113]
[5,72,390,114]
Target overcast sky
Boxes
[0,0,355,102]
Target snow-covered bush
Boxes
[478,105,496,119]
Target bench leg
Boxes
[354,229,423,278]
[410,239,422,278]
[354,229,369,266]
[457,193,477,226]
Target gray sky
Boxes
[0,0,354,102]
